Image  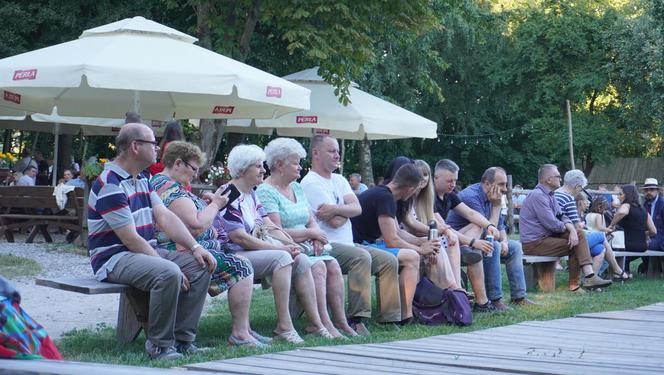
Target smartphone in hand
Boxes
[220,184,241,208]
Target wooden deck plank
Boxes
[518,318,664,337]
[473,326,661,346]
[187,303,664,375]
[437,332,662,354]
[0,359,220,375]
[269,350,506,375]
[576,310,664,323]
[306,345,650,375]
[375,340,664,367]
[184,361,312,375]
[455,328,664,351]
[262,352,437,375]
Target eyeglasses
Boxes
[133,139,159,148]
[549,175,562,180]
[181,159,199,174]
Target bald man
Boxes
[88,123,216,360]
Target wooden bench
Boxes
[522,255,568,293]
[0,186,84,243]
[35,277,147,343]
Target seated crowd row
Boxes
[90,122,623,361]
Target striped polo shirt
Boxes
[554,191,580,223]
[88,162,163,278]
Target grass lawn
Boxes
[0,254,42,278]
[56,260,664,368]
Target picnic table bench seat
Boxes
[35,277,147,343]
[0,186,84,243]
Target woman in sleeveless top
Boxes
[608,185,657,274]
[579,195,629,280]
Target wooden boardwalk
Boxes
[185,303,664,375]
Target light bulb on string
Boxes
[464,139,467,145]
[451,139,454,145]
[475,139,479,145]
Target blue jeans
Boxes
[484,239,527,301]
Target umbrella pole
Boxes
[52,123,60,186]
[133,91,141,117]
[340,139,345,175]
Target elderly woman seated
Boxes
[217,144,334,343]
[150,141,269,347]
[257,138,356,338]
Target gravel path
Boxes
[0,234,120,339]
[0,233,219,340]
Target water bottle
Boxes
[484,234,494,257]
[428,220,438,240]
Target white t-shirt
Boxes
[301,171,355,245]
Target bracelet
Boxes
[486,224,496,230]
[469,238,476,248]
[191,244,204,252]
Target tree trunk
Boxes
[194,1,225,169]
[199,119,227,169]
[56,134,73,181]
[3,129,11,153]
[359,137,374,186]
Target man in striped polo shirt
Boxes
[88,123,216,360]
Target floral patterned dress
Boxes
[151,174,253,295]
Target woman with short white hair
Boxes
[217,144,331,343]
[258,138,356,338]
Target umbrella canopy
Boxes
[0,17,310,120]
[226,67,437,140]
[0,112,166,137]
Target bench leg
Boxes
[646,257,663,279]
[2,228,14,242]
[26,224,52,243]
[535,262,556,293]
[117,289,148,343]
[524,264,537,292]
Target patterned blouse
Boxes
[151,174,222,251]
[217,182,267,252]
[256,182,311,229]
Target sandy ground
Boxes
[0,233,219,340]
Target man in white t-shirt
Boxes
[301,135,401,335]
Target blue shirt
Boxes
[520,183,571,243]
[446,182,504,231]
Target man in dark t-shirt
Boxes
[434,189,462,221]
[351,164,440,324]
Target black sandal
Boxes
[612,270,631,282]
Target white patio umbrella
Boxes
[0,109,168,184]
[0,16,310,120]
[226,67,437,140]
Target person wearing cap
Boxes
[643,178,664,266]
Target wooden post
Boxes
[566,99,575,169]
[507,175,514,234]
